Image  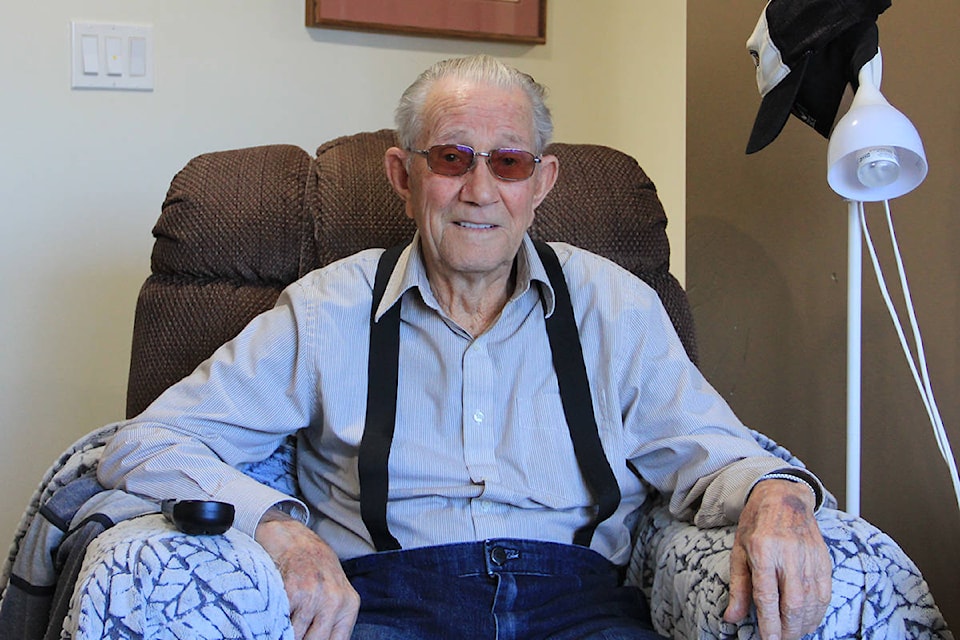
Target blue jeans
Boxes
[342,539,666,640]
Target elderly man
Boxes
[99,55,831,640]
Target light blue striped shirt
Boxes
[99,234,802,565]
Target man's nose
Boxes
[460,157,500,205]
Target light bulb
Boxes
[856,146,901,188]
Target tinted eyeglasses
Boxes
[411,144,542,181]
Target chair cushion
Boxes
[312,129,416,268]
[127,144,314,417]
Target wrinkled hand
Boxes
[255,512,360,640]
[723,480,832,640]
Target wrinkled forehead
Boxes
[418,78,536,148]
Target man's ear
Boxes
[532,154,559,209]
[384,147,411,201]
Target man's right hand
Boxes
[255,511,360,640]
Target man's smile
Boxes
[454,221,497,230]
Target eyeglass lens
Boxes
[422,144,539,181]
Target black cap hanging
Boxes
[745,0,891,154]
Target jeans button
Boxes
[490,546,508,566]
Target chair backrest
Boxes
[126,129,696,418]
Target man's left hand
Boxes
[723,479,832,640]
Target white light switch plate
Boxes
[71,21,154,91]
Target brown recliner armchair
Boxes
[0,130,950,640]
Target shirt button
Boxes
[473,411,485,424]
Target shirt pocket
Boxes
[511,391,594,509]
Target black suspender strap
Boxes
[360,240,621,552]
[533,240,622,548]
[359,243,407,552]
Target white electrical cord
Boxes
[858,201,960,512]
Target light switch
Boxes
[129,37,146,77]
[105,36,122,76]
[81,34,99,75]
[71,21,154,91]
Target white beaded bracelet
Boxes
[752,472,822,509]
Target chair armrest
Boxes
[627,502,953,640]
[65,515,293,640]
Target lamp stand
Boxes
[846,199,862,518]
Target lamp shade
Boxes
[827,58,927,201]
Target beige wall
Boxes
[688,0,959,628]
[0,1,686,555]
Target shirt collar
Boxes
[374,232,556,322]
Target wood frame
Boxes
[306,0,546,45]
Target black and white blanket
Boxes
[0,425,953,639]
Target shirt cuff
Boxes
[208,476,309,536]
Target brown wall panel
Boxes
[687,0,960,628]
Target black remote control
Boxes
[161,499,235,535]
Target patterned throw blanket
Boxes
[0,425,296,640]
[0,425,953,639]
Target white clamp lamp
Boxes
[827,50,927,201]
[826,50,960,517]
